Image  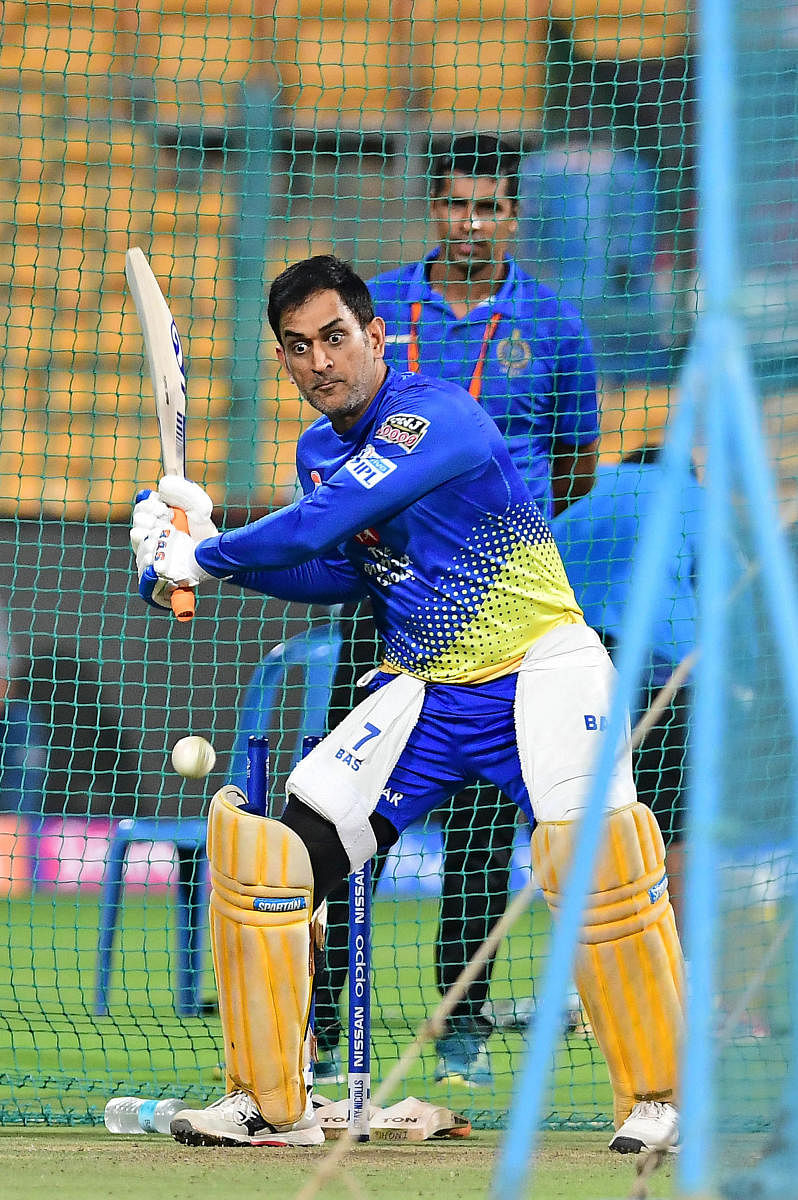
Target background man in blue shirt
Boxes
[315,136,601,1088]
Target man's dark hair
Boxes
[430,133,521,204]
[622,444,663,466]
[267,255,376,342]
[623,442,698,479]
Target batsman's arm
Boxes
[551,311,600,516]
[193,395,489,577]
[196,543,366,606]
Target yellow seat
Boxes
[270,0,411,131]
[598,381,674,461]
[132,9,271,129]
[548,0,689,61]
[254,358,317,503]
[1,297,56,367]
[411,0,548,133]
[0,3,131,99]
[0,364,48,419]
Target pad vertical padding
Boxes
[207,788,314,1128]
[532,802,684,1127]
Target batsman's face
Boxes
[431,173,518,277]
[277,290,387,433]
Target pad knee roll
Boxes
[208,786,314,1127]
[532,802,684,1127]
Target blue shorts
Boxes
[369,672,533,835]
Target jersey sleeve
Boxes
[194,384,490,582]
[208,553,368,605]
[552,308,600,446]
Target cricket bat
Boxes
[125,246,195,622]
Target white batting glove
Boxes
[130,489,171,556]
[137,523,212,611]
[158,475,219,542]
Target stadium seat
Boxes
[598,381,674,460]
[0,1,131,110]
[96,629,341,1015]
[94,818,210,1017]
[0,54,238,519]
[269,0,412,133]
[228,627,342,792]
[548,0,689,61]
[258,355,320,500]
[411,0,548,133]
[130,1,272,132]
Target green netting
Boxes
[0,0,794,1145]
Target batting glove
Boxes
[137,523,212,611]
[158,475,219,542]
[130,488,171,556]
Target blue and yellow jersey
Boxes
[196,367,584,684]
[368,252,599,518]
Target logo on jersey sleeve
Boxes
[310,469,322,487]
[345,444,397,489]
[374,412,430,453]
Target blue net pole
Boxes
[492,377,698,1200]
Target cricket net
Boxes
[0,0,796,1152]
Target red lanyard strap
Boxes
[407,301,501,403]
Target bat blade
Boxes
[125,246,195,622]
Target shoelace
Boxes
[207,1090,258,1121]
[634,1100,675,1123]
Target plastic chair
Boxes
[229,625,342,792]
[94,817,209,1017]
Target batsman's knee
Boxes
[281,794,397,907]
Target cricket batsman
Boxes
[130,255,683,1154]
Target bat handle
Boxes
[170,507,196,623]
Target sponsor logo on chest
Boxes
[374,412,430,453]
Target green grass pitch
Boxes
[0,891,611,1127]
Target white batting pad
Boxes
[286,672,425,870]
[514,623,637,823]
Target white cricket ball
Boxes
[171,735,216,779]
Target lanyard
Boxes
[407,300,502,403]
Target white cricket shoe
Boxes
[609,1101,679,1155]
[170,1089,324,1147]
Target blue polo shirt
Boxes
[368,251,599,517]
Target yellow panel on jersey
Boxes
[207,787,314,1128]
[384,505,584,684]
[532,802,684,1128]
